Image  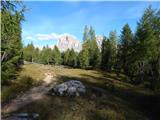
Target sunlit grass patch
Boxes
[1,63,46,103]
[18,64,46,81]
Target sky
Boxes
[22,1,160,48]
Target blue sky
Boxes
[22,1,160,48]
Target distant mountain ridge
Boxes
[57,35,103,52]
[57,35,82,52]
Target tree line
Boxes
[23,6,160,90]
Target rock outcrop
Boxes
[57,35,82,52]
[51,80,86,96]
[96,35,103,49]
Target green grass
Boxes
[2,64,160,120]
[1,63,46,103]
[18,63,46,81]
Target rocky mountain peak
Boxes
[57,35,82,52]
[57,35,104,52]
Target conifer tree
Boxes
[63,49,70,65]
[52,46,61,65]
[108,31,117,70]
[78,49,89,69]
[101,36,108,70]
[40,46,52,64]
[23,43,35,62]
[1,1,26,84]
[119,24,133,74]
[68,49,77,67]
[83,25,89,42]
[92,39,101,68]
[131,6,160,89]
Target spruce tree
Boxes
[83,25,89,42]
[89,26,101,68]
[1,1,26,84]
[63,49,70,65]
[52,46,61,65]
[101,36,108,70]
[68,49,77,67]
[119,24,133,74]
[92,39,101,68]
[23,43,35,62]
[79,49,89,69]
[40,46,52,64]
[108,31,117,70]
[131,6,160,88]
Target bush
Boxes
[20,76,34,89]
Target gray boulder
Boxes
[52,80,86,96]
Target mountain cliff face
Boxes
[96,35,103,49]
[57,35,103,52]
[57,35,82,52]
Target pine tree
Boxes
[119,24,133,74]
[104,39,112,70]
[1,1,26,84]
[34,47,40,63]
[88,26,101,68]
[79,49,89,69]
[101,36,108,70]
[52,46,61,65]
[108,31,117,70]
[80,25,92,68]
[92,39,101,68]
[83,25,89,42]
[23,43,35,62]
[131,6,160,89]
[100,31,117,71]
[68,49,77,67]
[40,46,52,64]
[63,49,70,65]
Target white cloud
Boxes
[24,33,79,50]
[32,33,77,41]
[26,36,36,41]
[36,34,54,40]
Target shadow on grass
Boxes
[56,74,160,120]
[11,73,160,120]
[1,76,43,105]
[15,86,145,120]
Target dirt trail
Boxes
[1,72,56,115]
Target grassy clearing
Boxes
[11,64,160,120]
[18,63,46,81]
